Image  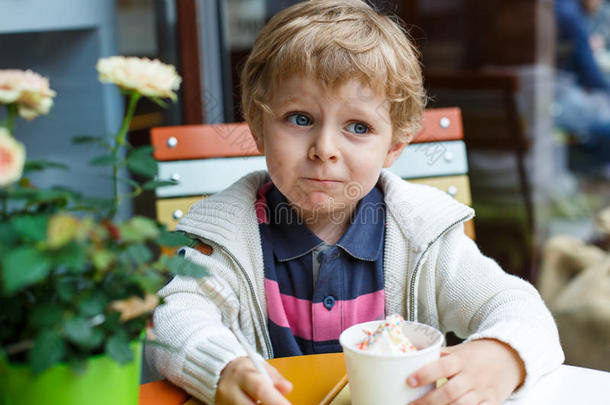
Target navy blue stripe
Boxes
[262,247,384,301]
[268,319,342,357]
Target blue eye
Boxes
[287,113,312,126]
[346,122,370,134]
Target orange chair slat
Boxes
[138,380,189,405]
[151,122,261,161]
[412,107,463,143]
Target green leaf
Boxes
[98,174,140,189]
[64,317,92,343]
[75,197,113,211]
[57,279,76,302]
[72,135,111,149]
[24,159,70,173]
[127,146,157,177]
[80,293,108,317]
[142,179,178,190]
[29,329,67,374]
[116,176,140,188]
[92,249,114,271]
[52,242,87,273]
[51,185,83,200]
[47,213,79,249]
[30,304,65,328]
[159,230,194,247]
[64,317,103,348]
[72,135,100,144]
[163,255,208,278]
[89,154,118,166]
[9,188,72,207]
[2,247,53,293]
[119,216,160,243]
[105,334,133,364]
[104,311,122,332]
[33,189,72,206]
[0,222,18,246]
[5,187,38,200]
[136,270,166,292]
[11,214,48,242]
[131,145,155,157]
[126,243,152,264]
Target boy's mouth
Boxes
[303,177,341,185]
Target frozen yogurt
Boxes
[355,314,417,354]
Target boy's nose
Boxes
[308,126,339,162]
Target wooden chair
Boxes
[151,108,475,239]
[425,71,535,282]
[425,71,533,230]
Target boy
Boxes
[148,1,564,404]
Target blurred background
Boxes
[1,0,609,373]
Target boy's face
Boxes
[257,75,407,219]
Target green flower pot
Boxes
[0,340,142,405]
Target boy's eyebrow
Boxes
[275,95,305,106]
[342,103,389,123]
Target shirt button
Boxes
[323,295,335,310]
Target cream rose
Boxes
[0,69,56,120]
[96,56,181,100]
[0,128,26,187]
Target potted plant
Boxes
[0,59,207,405]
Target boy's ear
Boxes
[382,138,409,168]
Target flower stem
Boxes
[109,91,141,220]
[1,104,18,218]
[6,103,17,134]
[1,190,7,219]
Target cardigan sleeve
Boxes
[146,251,248,404]
[433,227,564,397]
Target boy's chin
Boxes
[294,200,356,220]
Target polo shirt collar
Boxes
[266,187,323,261]
[266,185,384,262]
[336,186,385,261]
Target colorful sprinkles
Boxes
[356,314,417,353]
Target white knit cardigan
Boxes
[147,170,564,404]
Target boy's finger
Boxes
[408,374,471,405]
[243,372,292,405]
[274,379,293,395]
[407,354,462,387]
[232,390,260,405]
[441,345,457,356]
[265,363,293,394]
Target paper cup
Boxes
[339,320,444,405]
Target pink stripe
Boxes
[265,279,313,339]
[265,278,291,328]
[265,278,384,342]
[313,290,385,342]
[343,289,385,328]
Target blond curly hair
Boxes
[240,0,426,144]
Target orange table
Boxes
[139,353,347,405]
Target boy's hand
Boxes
[407,338,526,405]
[216,357,293,405]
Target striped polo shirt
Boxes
[257,183,386,357]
